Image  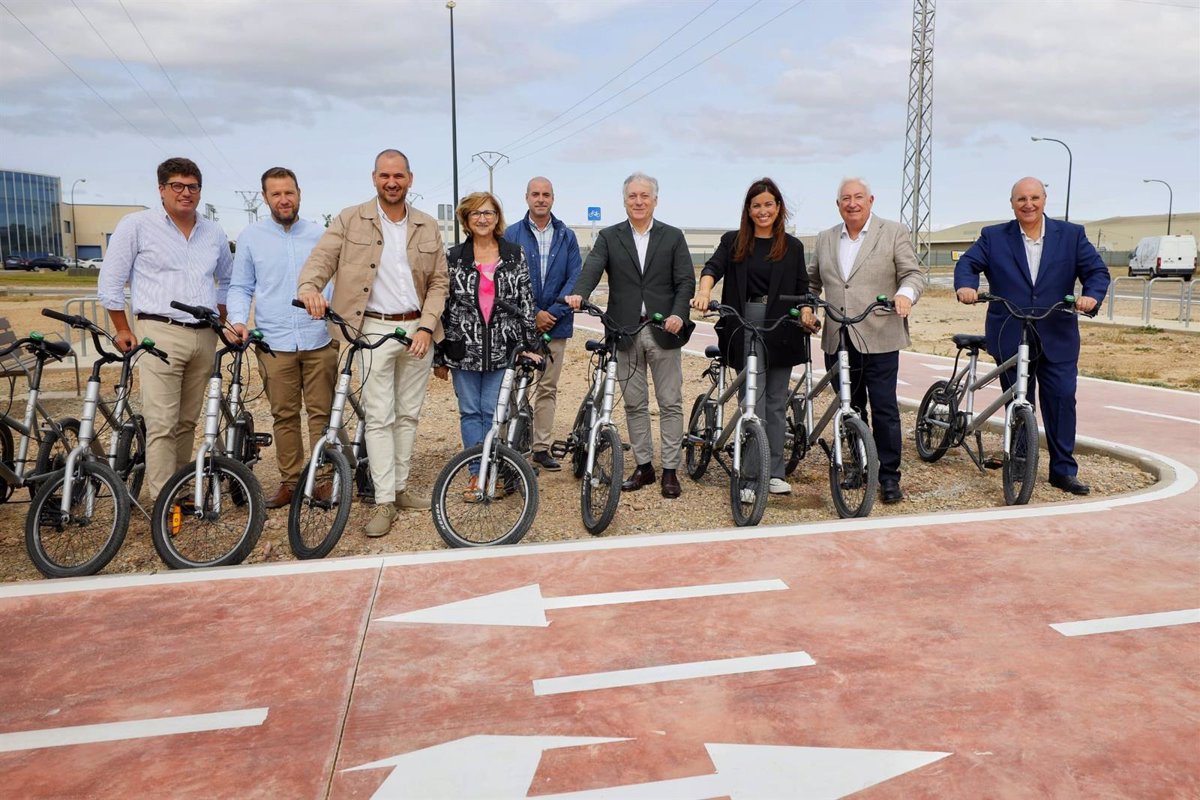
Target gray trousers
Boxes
[744,301,792,479]
[617,327,684,470]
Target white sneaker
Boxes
[769,478,792,495]
[739,488,756,504]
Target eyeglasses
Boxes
[163,182,202,194]
[468,210,497,219]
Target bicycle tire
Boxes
[114,415,147,501]
[570,395,592,479]
[914,380,956,463]
[1003,405,1039,506]
[288,446,353,559]
[25,461,129,578]
[581,424,623,535]
[151,455,265,569]
[34,417,82,496]
[784,393,809,476]
[0,419,14,503]
[431,442,538,548]
[829,416,878,518]
[684,394,713,480]
[730,419,770,527]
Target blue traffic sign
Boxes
[587,207,601,222]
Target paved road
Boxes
[1,321,1197,798]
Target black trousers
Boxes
[824,346,902,484]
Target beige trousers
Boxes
[255,341,339,485]
[531,336,568,454]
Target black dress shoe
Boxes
[621,464,656,492]
[532,451,561,472]
[660,469,681,499]
[880,480,904,504]
[1049,474,1090,495]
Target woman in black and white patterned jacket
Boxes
[435,191,538,472]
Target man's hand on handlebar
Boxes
[663,314,683,335]
[408,329,432,359]
[298,290,328,320]
[1075,296,1098,314]
[956,287,978,305]
[113,328,137,353]
[893,294,912,318]
[231,323,251,343]
[564,294,583,311]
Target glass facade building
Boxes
[0,170,63,260]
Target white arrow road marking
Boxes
[1104,405,1200,425]
[1051,608,1200,636]
[346,735,951,800]
[343,734,625,799]
[375,579,788,627]
[0,707,269,753]
[532,650,815,696]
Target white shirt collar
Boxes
[840,214,872,241]
[1020,216,1046,244]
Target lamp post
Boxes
[1031,136,1072,221]
[447,0,460,245]
[1142,179,1173,235]
[69,178,85,264]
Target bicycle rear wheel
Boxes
[730,419,770,527]
[25,461,129,578]
[1003,405,1039,505]
[569,395,594,479]
[684,394,713,480]
[830,416,878,518]
[0,420,13,503]
[915,380,956,463]
[431,442,538,547]
[288,446,353,559]
[115,414,147,501]
[581,424,622,535]
[151,455,265,569]
[34,417,82,498]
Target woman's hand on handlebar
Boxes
[689,291,711,312]
[800,307,820,333]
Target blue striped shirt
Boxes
[98,208,233,322]
[227,218,330,352]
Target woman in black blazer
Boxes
[691,177,811,494]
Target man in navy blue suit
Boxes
[504,177,582,472]
[955,177,1110,495]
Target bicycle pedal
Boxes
[253,432,273,447]
[983,455,1004,470]
[550,441,569,458]
[621,442,631,451]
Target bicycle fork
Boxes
[303,371,353,500]
[829,348,855,470]
[59,378,102,517]
[190,376,226,514]
[1003,342,1033,456]
[477,367,516,497]
[585,359,618,476]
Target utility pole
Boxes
[472,151,509,195]
[204,203,219,222]
[235,190,262,225]
[900,0,935,268]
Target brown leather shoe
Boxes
[621,464,656,492]
[265,483,294,509]
[660,469,681,499]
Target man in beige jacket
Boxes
[298,149,448,537]
[807,177,925,505]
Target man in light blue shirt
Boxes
[228,167,336,509]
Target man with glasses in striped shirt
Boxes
[99,157,234,500]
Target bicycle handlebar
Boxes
[975,292,1091,320]
[705,301,803,335]
[41,307,168,365]
[289,298,411,350]
[809,294,896,327]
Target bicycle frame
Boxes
[0,336,74,489]
[583,345,620,477]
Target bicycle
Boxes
[149,301,273,569]
[430,342,545,548]
[0,330,84,504]
[684,300,804,527]
[25,308,167,578]
[553,300,666,534]
[781,294,895,518]
[913,293,1084,505]
[286,299,407,560]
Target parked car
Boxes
[27,256,71,271]
[1128,235,1197,280]
[3,255,33,270]
[79,257,104,269]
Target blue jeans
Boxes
[451,368,505,457]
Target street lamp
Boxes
[1031,136,1072,222]
[1142,179,1173,235]
[69,178,85,265]
[447,0,460,245]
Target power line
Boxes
[499,0,721,153]
[116,0,244,181]
[0,1,167,154]
[510,0,807,166]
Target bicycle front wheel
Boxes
[25,461,129,578]
[151,455,265,569]
[730,419,770,527]
[1003,405,1039,505]
[684,394,713,480]
[830,416,878,518]
[431,443,538,547]
[288,446,353,559]
[581,424,623,535]
[915,380,956,463]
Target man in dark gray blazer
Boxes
[567,172,695,498]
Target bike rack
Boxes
[1107,277,1146,323]
[1145,277,1187,326]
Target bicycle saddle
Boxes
[951,334,987,352]
[704,345,722,359]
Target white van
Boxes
[1128,235,1197,280]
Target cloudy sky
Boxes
[2,0,1197,240]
